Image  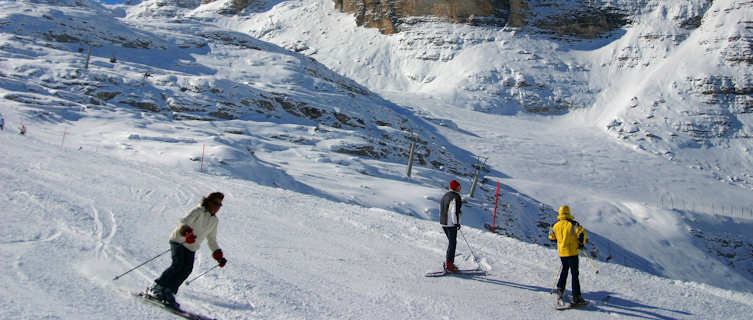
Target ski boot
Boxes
[150,283,180,309]
[443,261,459,273]
[555,288,566,307]
[571,295,588,308]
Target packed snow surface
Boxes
[1,0,753,319]
[3,128,753,319]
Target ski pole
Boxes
[458,228,479,262]
[549,235,559,294]
[113,248,171,281]
[581,250,599,274]
[185,264,221,286]
[551,265,560,295]
[113,241,185,281]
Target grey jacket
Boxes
[439,190,462,227]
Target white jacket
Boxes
[169,206,219,253]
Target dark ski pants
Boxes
[155,242,195,295]
[443,226,458,263]
[557,255,581,297]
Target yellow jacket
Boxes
[548,211,587,257]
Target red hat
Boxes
[449,180,460,191]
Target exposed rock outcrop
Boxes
[334,0,629,37]
[334,0,508,34]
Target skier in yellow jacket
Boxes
[549,205,588,307]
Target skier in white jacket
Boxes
[150,192,228,308]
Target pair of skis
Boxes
[136,291,216,320]
[424,263,487,277]
[424,269,487,277]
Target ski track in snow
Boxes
[1,0,752,318]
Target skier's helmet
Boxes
[558,205,571,216]
[449,180,461,191]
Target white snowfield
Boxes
[1,0,753,319]
[2,129,753,320]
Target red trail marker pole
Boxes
[492,182,501,233]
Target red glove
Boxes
[180,226,196,244]
[213,249,227,267]
[180,225,193,236]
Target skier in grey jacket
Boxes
[439,180,462,272]
[150,192,228,308]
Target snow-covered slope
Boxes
[208,0,753,291]
[3,116,753,319]
[1,0,753,318]
[0,0,565,266]
[0,0,478,199]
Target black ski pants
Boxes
[155,241,195,294]
[443,226,458,263]
[557,255,581,297]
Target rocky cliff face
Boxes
[333,0,508,34]
[334,0,629,37]
[598,0,753,188]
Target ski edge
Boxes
[136,291,218,320]
[424,269,487,277]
